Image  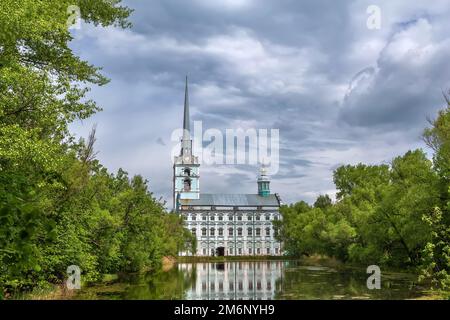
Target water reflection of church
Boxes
[178,262,284,300]
[174,78,283,256]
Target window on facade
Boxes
[257,248,261,254]
[229,248,233,255]
[266,247,270,255]
[183,178,191,191]
[247,214,252,221]
[202,228,207,236]
[274,215,279,221]
[275,248,279,254]
[229,281,234,291]
[192,214,196,221]
[237,228,242,236]
[218,215,223,221]
[266,227,270,236]
[265,214,270,221]
[191,228,196,235]
[202,248,206,255]
[183,214,187,220]
[218,228,223,236]
[228,214,233,221]
[256,228,261,236]
[247,227,252,236]
[255,215,260,221]
[228,228,233,236]
[184,168,191,176]
[237,215,242,221]
[210,215,215,221]
[210,228,215,236]
[248,281,253,290]
[202,215,206,221]
[249,248,252,254]
[238,248,242,255]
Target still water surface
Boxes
[75,260,425,300]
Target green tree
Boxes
[314,194,332,209]
[0,1,194,297]
[419,91,450,289]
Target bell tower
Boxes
[173,77,200,210]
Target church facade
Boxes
[174,78,282,256]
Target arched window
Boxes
[237,215,242,221]
[256,228,261,236]
[266,227,271,236]
[247,214,252,221]
[202,228,207,236]
[191,214,196,221]
[237,228,243,236]
[210,215,215,221]
[202,214,207,221]
[218,228,223,236]
[183,168,191,176]
[210,228,215,236]
[247,227,252,236]
[218,214,223,221]
[183,178,191,191]
[265,214,270,221]
[228,214,233,221]
[255,214,260,221]
[228,228,233,236]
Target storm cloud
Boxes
[69,0,450,206]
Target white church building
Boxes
[173,78,283,256]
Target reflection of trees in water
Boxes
[274,265,422,300]
[122,266,197,299]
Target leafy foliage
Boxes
[0,1,193,297]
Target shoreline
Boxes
[176,255,294,263]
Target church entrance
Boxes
[216,247,225,257]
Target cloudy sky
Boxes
[69,0,450,207]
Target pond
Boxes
[74,260,426,300]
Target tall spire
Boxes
[181,76,192,157]
[183,76,190,133]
